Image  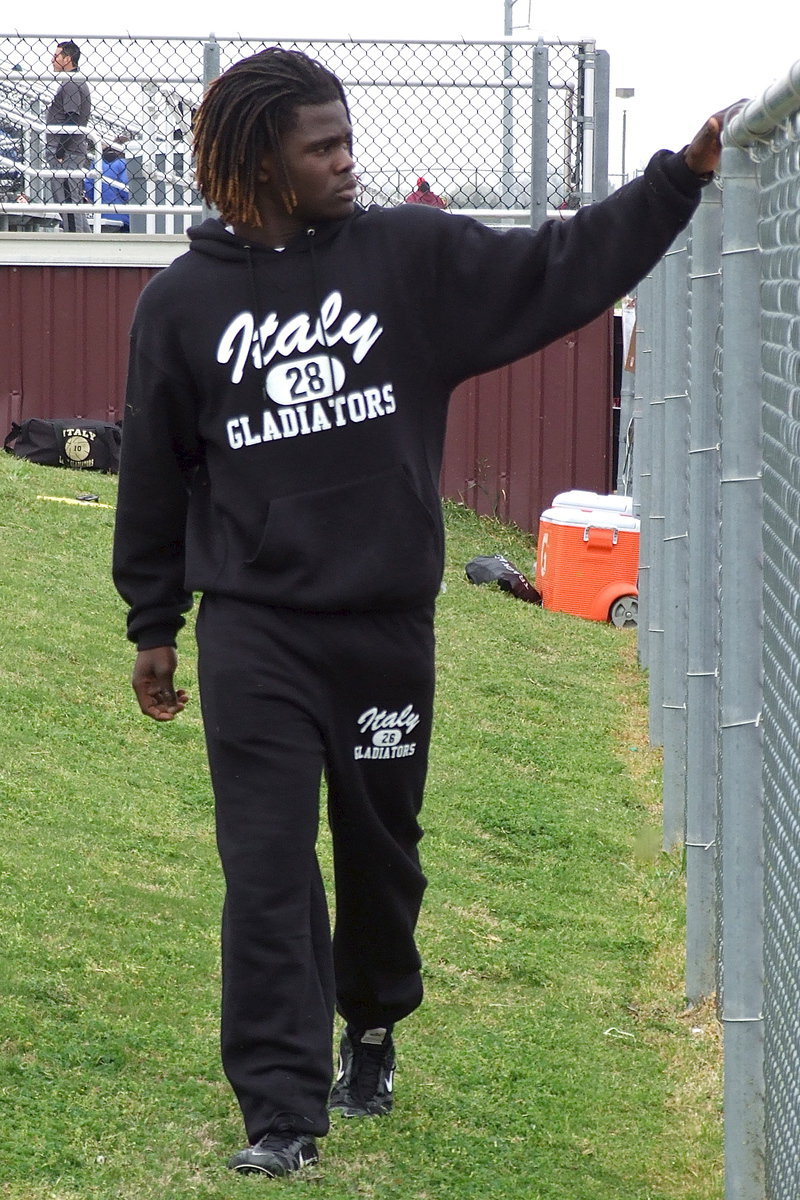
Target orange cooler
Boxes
[535,505,640,625]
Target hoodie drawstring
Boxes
[306,227,331,350]
[245,230,329,401]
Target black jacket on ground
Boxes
[113,150,705,649]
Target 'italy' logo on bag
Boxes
[63,426,98,468]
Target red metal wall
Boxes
[2,264,612,533]
[1,264,156,430]
[446,311,613,531]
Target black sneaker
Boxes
[227,1131,319,1176]
[329,1025,395,1117]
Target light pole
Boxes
[615,87,634,185]
[501,0,516,206]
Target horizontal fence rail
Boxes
[632,56,800,1200]
[0,33,608,234]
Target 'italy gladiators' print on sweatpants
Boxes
[196,595,435,1143]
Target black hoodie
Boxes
[113,150,705,649]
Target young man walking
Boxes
[113,47,726,1177]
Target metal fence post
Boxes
[202,33,220,90]
[202,34,221,223]
[500,0,516,206]
[661,233,690,851]
[718,141,765,1200]
[685,183,723,1004]
[529,40,549,229]
[575,41,595,208]
[648,259,667,748]
[633,273,654,669]
[592,49,610,202]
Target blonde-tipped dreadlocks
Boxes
[193,47,349,227]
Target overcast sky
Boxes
[11,1,800,176]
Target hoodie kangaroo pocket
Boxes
[246,465,443,610]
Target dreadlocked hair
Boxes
[193,47,349,227]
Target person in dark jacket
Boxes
[46,39,91,232]
[112,46,727,1179]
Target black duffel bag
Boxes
[4,418,122,473]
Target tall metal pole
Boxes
[648,258,667,752]
[718,139,765,1200]
[661,233,690,852]
[202,33,220,92]
[685,183,723,1005]
[529,40,548,228]
[501,0,515,206]
[592,49,609,202]
[201,34,221,222]
[634,271,654,669]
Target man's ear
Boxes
[256,154,273,184]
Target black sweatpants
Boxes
[196,595,435,1142]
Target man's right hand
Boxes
[132,646,189,721]
[684,100,749,177]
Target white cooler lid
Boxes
[551,489,634,515]
[540,505,640,532]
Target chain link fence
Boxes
[757,87,800,1200]
[0,33,608,233]
[630,57,800,1200]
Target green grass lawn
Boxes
[0,455,721,1199]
